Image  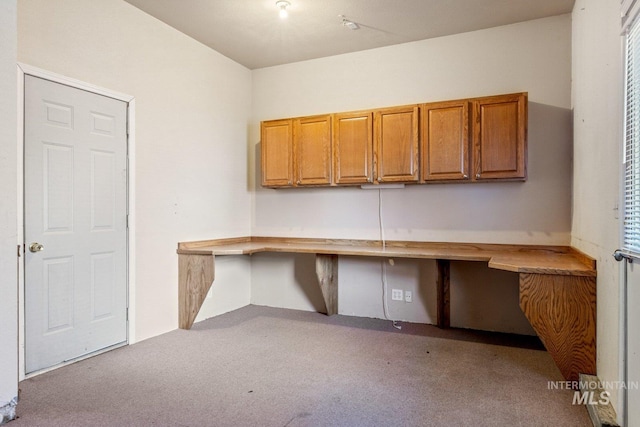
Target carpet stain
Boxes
[283,412,311,426]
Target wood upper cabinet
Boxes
[374,106,419,183]
[472,93,527,181]
[261,115,331,188]
[333,111,373,185]
[261,119,293,187]
[421,100,470,182]
[294,115,332,186]
[260,92,527,188]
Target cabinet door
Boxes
[374,106,419,183]
[261,119,293,187]
[333,111,373,185]
[472,93,527,180]
[421,100,469,181]
[294,115,332,186]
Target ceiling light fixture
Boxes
[339,15,360,30]
[276,1,290,19]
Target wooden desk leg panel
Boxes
[436,259,451,328]
[315,254,338,315]
[519,273,596,382]
[178,254,215,330]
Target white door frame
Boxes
[16,63,137,380]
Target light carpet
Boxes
[12,305,591,426]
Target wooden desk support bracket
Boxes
[436,259,451,328]
[315,254,338,315]
[178,254,215,330]
[519,273,596,382]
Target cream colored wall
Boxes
[250,15,572,334]
[0,0,18,421]
[571,0,623,418]
[18,0,253,342]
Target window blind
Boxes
[625,13,640,254]
[624,0,640,34]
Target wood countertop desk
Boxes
[177,237,597,383]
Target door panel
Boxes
[333,112,373,185]
[261,119,293,187]
[43,142,74,232]
[374,106,419,183]
[294,115,332,186]
[43,256,74,333]
[472,93,527,180]
[24,75,128,374]
[421,101,469,181]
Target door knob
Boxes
[29,243,44,253]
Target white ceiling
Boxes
[124,0,575,70]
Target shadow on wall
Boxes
[420,259,438,323]
[293,253,326,313]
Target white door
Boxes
[24,75,128,374]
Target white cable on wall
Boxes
[378,188,386,249]
[378,188,401,330]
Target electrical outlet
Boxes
[405,290,413,303]
[391,289,403,301]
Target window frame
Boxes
[623,0,640,256]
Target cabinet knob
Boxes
[476,173,481,179]
[367,177,372,183]
[377,177,382,182]
[463,174,468,179]
[296,180,301,185]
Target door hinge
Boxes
[126,214,129,229]
[17,244,21,257]
[126,308,129,321]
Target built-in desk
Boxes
[177,237,596,382]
